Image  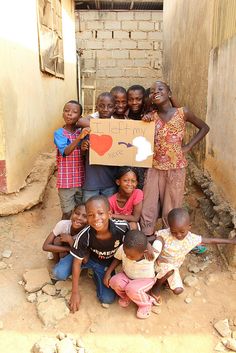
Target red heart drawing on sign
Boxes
[90,134,113,156]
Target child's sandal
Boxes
[136,306,151,319]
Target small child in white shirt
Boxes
[150,208,236,301]
[103,230,162,319]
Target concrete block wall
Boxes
[75,10,163,111]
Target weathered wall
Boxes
[205,35,236,209]
[163,0,214,166]
[75,10,163,111]
[163,0,236,211]
[0,0,77,193]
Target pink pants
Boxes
[140,168,186,235]
[109,272,156,308]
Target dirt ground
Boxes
[0,174,236,353]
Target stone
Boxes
[37,294,52,304]
[76,337,85,348]
[0,320,3,330]
[60,288,69,298]
[188,265,200,274]
[101,303,109,309]
[56,337,76,353]
[185,297,192,304]
[2,249,12,258]
[55,280,72,292]
[89,324,97,333]
[23,268,52,293]
[56,332,66,340]
[0,261,7,270]
[37,297,69,327]
[222,338,236,351]
[32,337,58,353]
[194,290,202,297]
[151,306,161,315]
[205,273,217,285]
[214,319,231,337]
[183,275,198,287]
[214,342,227,352]
[37,290,43,297]
[18,280,25,285]
[42,284,56,296]
[198,263,208,271]
[27,293,37,303]
[232,331,236,339]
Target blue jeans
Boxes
[83,186,117,202]
[53,255,116,304]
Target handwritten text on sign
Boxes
[89,119,155,167]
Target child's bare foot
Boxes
[118,297,131,308]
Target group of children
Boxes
[43,81,236,319]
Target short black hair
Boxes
[123,230,147,253]
[152,81,171,94]
[110,86,127,95]
[127,85,146,97]
[73,202,85,212]
[85,195,110,211]
[65,100,83,115]
[116,166,139,181]
[168,208,190,226]
[96,92,115,105]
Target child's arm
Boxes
[112,201,143,223]
[103,258,121,288]
[69,258,82,313]
[182,107,210,153]
[42,232,71,253]
[58,233,74,247]
[201,237,236,245]
[76,117,91,128]
[64,127,90,156]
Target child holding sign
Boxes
[109,167,143,230]
[81,92,118,202]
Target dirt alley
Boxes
[0,173,236,353]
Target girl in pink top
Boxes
[109,167,143,230]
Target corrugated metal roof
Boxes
[75,1,163,11]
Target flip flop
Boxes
[191,245,207,254]
[150,292,162,306]
[137,306,152,319]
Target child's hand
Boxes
[80,127,91,139]
[59,233,73,244]
[69,292,81,313]
[182,144,191,154]
[81,140,89,151]
[142,112,154,122]
[103,272,111,288]
[156,256,169,265]
[145,242,155,261]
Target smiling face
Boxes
[63,102,81,126]
[113,92,128,116]
[127,89,144,113]
[96,96,115,119]
[116,171,138,196]
[150,81,170,106]
[86,199,111,233]
[71,205,87,230]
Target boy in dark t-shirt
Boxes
[69,195,130,312]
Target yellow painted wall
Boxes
[163,0,236,208]
[0,0,77,192]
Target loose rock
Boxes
[2,249,12,258]
[205,273,217,286]
[37,297,69,327]
[222,338,236,351]
[89,324,97,333]
[27,293,37,303]
[32,337,58,353]
[214,342,227,352]
[188,265,200,274]
[42,284,56,296]
[232,331,236,339]
[214,319,231,337]
[183,275,198,287]
[57,337,76,353]
[0,261,7,270]
[56,332,66,340]
[23,268,52,293]
[55,280,71,292]
[185,297,192,304]
[194,290,202,297]
[60,288,69,298]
